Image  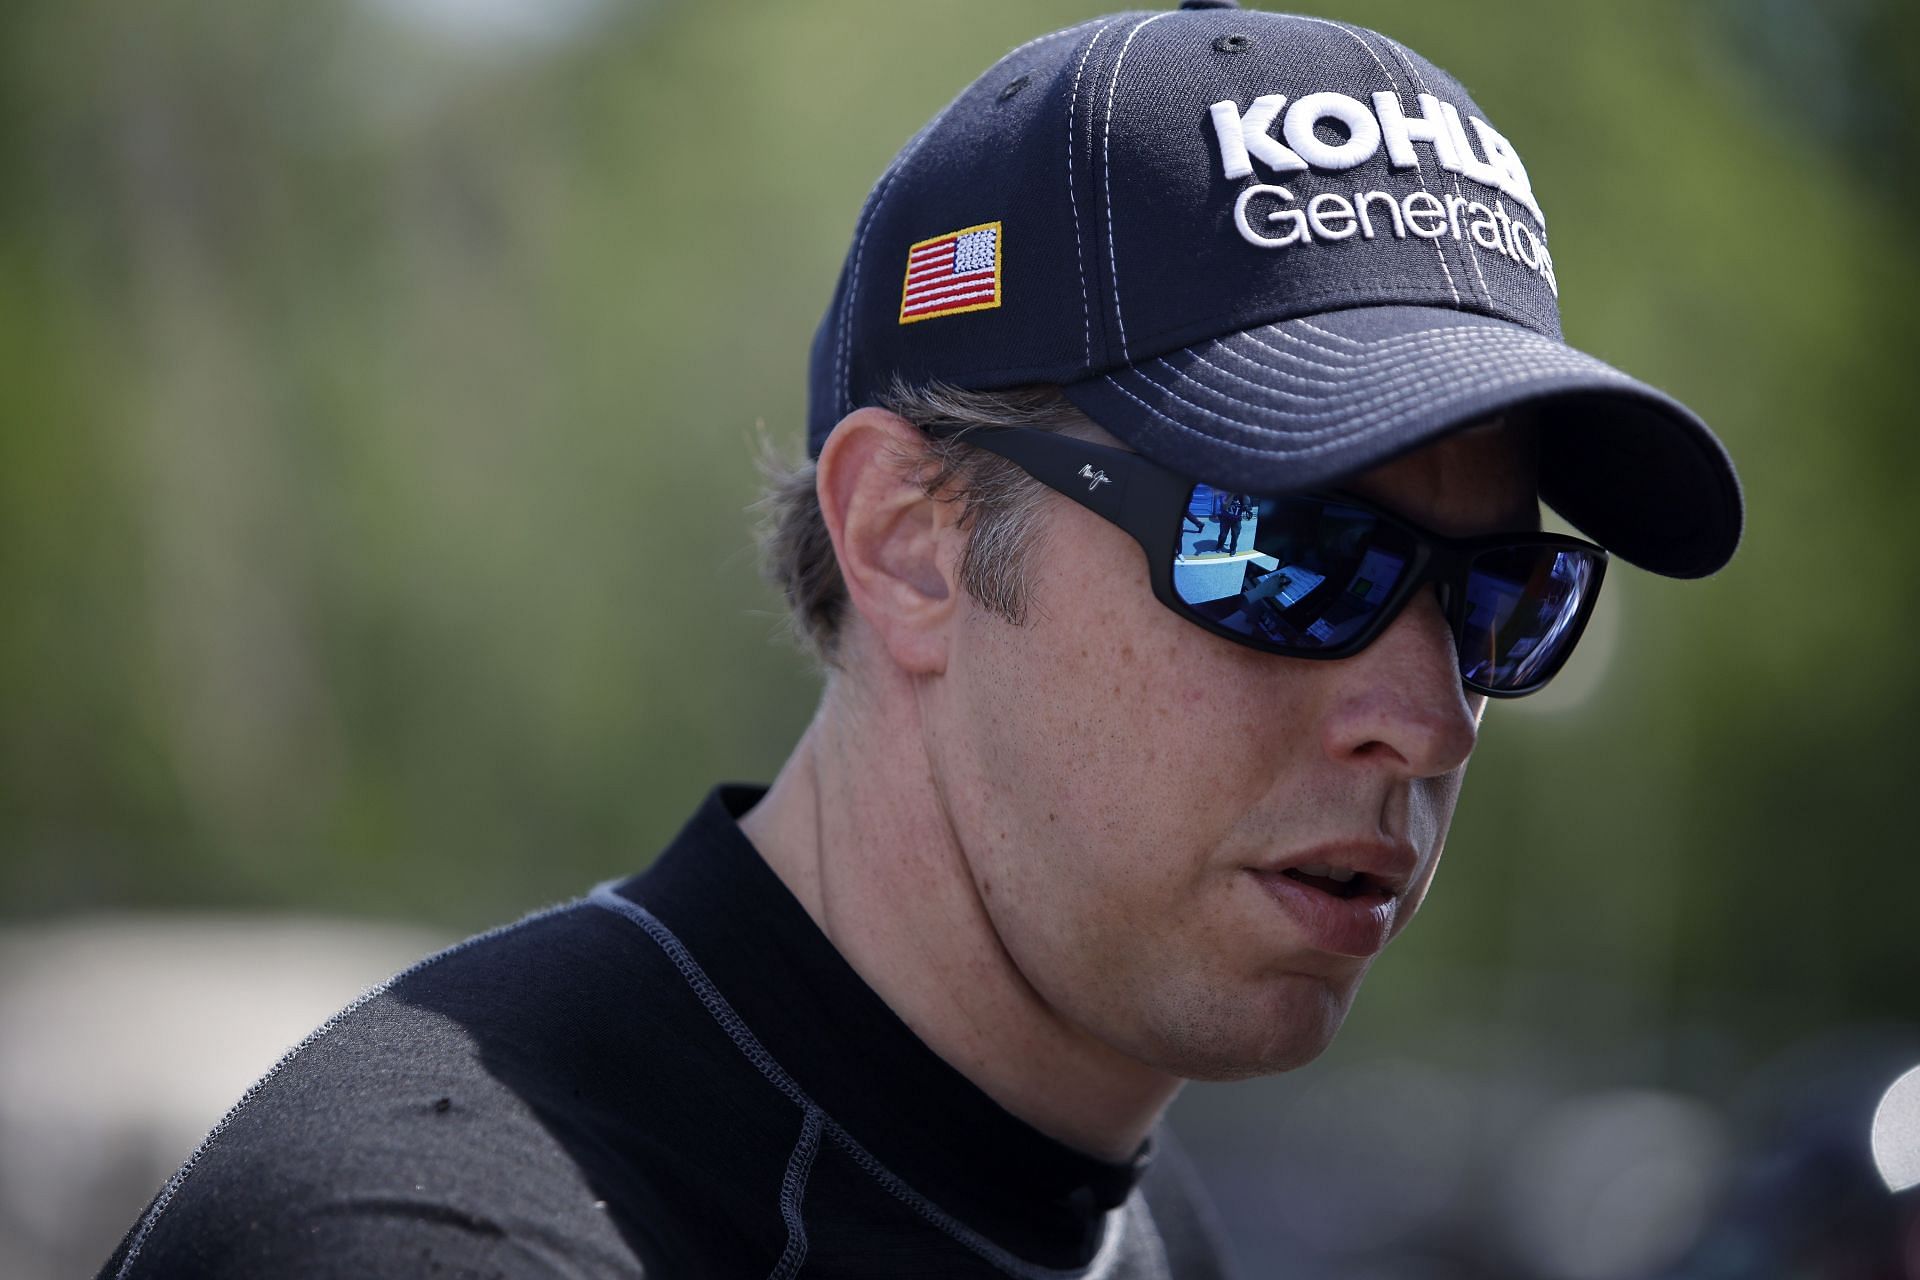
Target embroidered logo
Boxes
[1078,464,1111,492]
[1207,92,1557,296]
[899,222,1002,324]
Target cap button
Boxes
[1178,0,1240,8]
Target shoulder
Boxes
[1138,1126,1238,1280]
[98,898,765,1278]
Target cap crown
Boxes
[808,8,1561,448]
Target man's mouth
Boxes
[1279,863,1377,901]
[1250,868,1400,957]
[1249,841,1415,956]
[1274,855,1413,905]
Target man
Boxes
[1221,494,1246,555]
[100,2,1741,1277]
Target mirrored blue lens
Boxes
[1459,546,1600,691]
[1172,487,1417,650]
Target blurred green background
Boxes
[4,0,1918,1094]
[7,0,1920,1274]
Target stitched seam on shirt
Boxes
[111,899,585,1280]
[768,1106,824,1280]
[587,884,1126,1280]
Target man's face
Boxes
[928,421,1536,1081]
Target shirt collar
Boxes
[611,785,1151,1267]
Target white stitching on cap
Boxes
[1254,331,1619,393]
[1134,358,1609,442]
[1284,317,1544,361]
[1252,320,1527,368]
[838,133,931,415]
[1100,370,1374,455]
[1113,344,1629,450]
[1256,331,1627,406]
[1290,316,1377,350]
[1286,315,1572,358]
[1287,15,1463,309]
[1366,27,1494,305]
[1148,338,1626,427]
[1100,363,1562,461]
[834,19,1108,417]
[1179,337,1530,400]
[1186,342,1350,391]
[1135,338,1625,430]
[1068,19,1128,365]
[1258,322,1538,365]
[1101,11,1174,362]
[1220,326,1594,387]
[1254,320,1603,373]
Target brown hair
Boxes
[757,381,1093,665]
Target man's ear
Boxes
[815,407,960,676]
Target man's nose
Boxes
[1318,587,1480,778]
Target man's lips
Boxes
[1254,839,1419,898]
[1246,839,1419,958]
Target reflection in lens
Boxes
[1174,488,1413,650]
[1461,548,1599,691]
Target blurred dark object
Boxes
[1174,1020,1920,1279]
[1654,1029,1920,1279]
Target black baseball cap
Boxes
[806,1,1742,577]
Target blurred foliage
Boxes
[1,0,1916,1063]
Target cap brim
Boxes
[1062,305,1742,578]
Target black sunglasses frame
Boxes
[924,424,1609,698]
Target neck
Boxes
[739,663,1180,1163]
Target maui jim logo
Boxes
[1078,464,1111,492]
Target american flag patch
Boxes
[899,222,1003,324]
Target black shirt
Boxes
[99,786,1234,1278]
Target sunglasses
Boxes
[926,425,1608,698]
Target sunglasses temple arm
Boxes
[925,426,1146,528]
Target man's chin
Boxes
[1169,1034,1339,1083]
[1141,974,1355,1082]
